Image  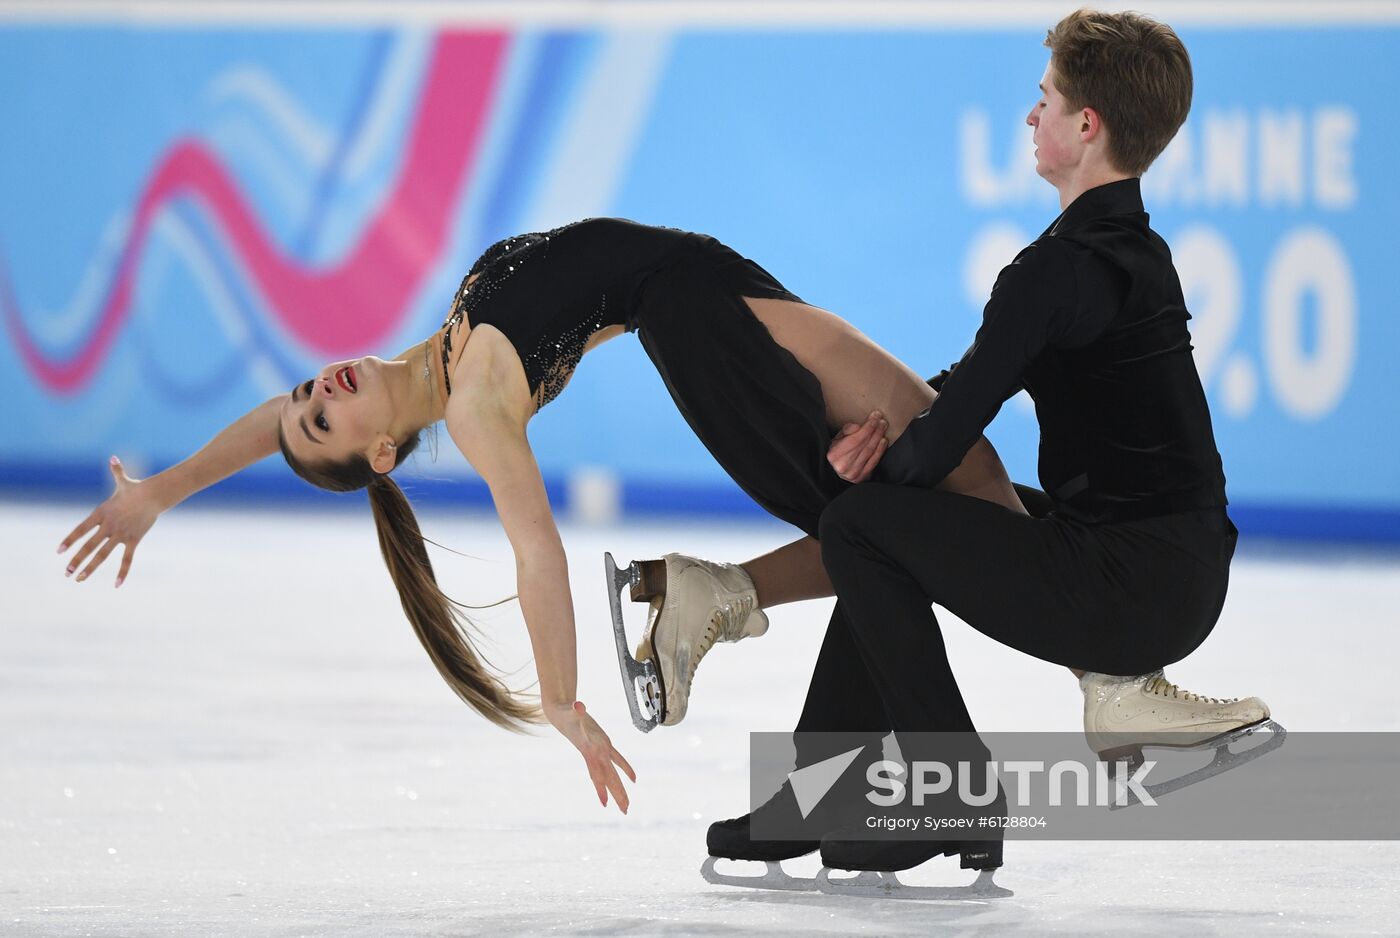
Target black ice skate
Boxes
[701,782,822,891]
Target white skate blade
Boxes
[700,856,818,892]
[603,553,662,733]
[816,867,1012,901]
[1110,718,1288,810]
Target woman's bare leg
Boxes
[743,297,1024,513]
[744,536,830,608]
[734,297,1026,609]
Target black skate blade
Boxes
[1110,718,1288,810]
[701,856,818,892]
[816,867,1012,901]
[603,552,662,733]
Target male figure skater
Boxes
[705,9,1273,886]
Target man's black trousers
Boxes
[798,484,1238,739]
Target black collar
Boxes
[1047,177,1144,236]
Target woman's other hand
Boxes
[57,456,161,587]
[549,700,636,814]
[827,410,888,483]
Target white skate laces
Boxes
[1141,673,1237,706]
[686,592,757,683]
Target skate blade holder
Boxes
[603,553,663,733]
[816,867,1012,901]
[700,857,817,892]
[1106,718,1288,810]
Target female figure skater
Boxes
[58,217,1025,812]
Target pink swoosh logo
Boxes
[3,31,505,394]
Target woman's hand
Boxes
[548,700,636,814]
[57,456,161,587]
[827,410,889,483]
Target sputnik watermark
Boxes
[756,732,1400,840]
[864,759,1158,808]
[787,748,1159,820]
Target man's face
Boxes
[1025,63,1086,185]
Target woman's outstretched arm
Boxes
[449,404,635,813]
[58,393,289,585]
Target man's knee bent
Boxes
[818,485,892,561]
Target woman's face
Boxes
[280,355,398,469]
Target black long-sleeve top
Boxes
[881,178,1227,523]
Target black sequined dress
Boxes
[444,217,849,536]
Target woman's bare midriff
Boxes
[742,296,1025,512]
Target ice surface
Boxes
[4,501,1398,935]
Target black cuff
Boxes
[874,408,939,487]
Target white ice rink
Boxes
[4,500,1399,936]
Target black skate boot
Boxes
[702,782,823,890]
[819,831,1003,873]
[702,732,888,892]
[816,776,1012,901]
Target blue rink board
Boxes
[1,23,1397,543]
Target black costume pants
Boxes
[807,485,1237,738]
[631,243,849,539]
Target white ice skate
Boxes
[603,552,768,732]
[1081,669,1286,808]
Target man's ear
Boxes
[369,435,398,474]
[1080,106,1104,141]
